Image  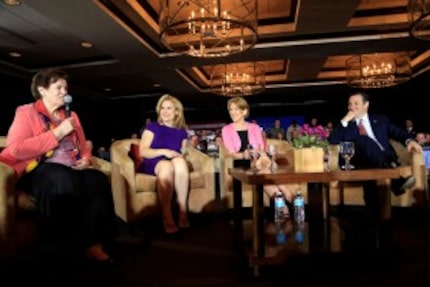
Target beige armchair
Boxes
[328,140,427,208]
[0,136,112,256]
[218,138,307,209]
[110,139,216,223]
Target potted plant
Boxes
[291,124,330,172]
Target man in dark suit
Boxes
[329,92,422,214]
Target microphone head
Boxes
[64,94,73,104]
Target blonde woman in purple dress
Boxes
[138,94,190,234]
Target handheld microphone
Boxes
[64,94,73,118]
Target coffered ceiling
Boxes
[1,0,430,111]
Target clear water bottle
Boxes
[275,220,286,244]
[274,191,286,223]
[295,220,305,244]
[293,190,305,224]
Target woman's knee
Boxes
[155,160,174,179]
[171,158,189,175]
[34,164,79,196]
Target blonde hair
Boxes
[227,96,250,118]
[156,94,187,129]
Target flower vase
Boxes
[292,147,325,172]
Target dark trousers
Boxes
[16,162,117,252]
[352,136,397,169]
[350,136,398,215]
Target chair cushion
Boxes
[190,172,205,189]
[128,143,144,171]
[135,173,157,193]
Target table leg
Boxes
[376,184,392,250]
[322,182,329,220]
[307,182,326,252]
[378,184,392,222]
[233,177,244,246]
[252,184,264,277]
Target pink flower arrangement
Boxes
[292,124,329,148]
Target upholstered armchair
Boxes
[0,136,112,256]
[110,139,216,223]
[328,140,427,208]
[218,138,307,209]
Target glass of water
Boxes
[339,141,355,170]
[267,144,278,171]
[247,144,260,171]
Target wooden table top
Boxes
[228,167,402,185]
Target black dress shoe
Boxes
[383,161,398,169]
[391,175,416,196]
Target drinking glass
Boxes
[267,144,278,171]
[339,141,355,170]
[247,144,260,171]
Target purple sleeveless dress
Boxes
[138,122,188,175]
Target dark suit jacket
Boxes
[329,114,412,166]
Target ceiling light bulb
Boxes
[81,42,93,48]
[2,0,21,6]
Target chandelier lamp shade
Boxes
[159,0,258,58]
[345,53,411,89]
[210,62,265,96]
[408,0,430,40]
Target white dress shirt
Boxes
[341,114,384,150]
[356,114,384,150]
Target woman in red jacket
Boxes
[0,68,117,263]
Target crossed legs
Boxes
[155,157,190,233]
[264,184,294,202]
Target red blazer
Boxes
[0,99,91,177]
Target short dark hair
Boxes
[353,91,370,103]
[30,68,69,100]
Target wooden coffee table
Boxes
[229,166,403,276]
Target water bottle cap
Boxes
[276,232,286,244]
[295,231,304,243]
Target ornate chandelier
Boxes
[408,0,430,40]
[345,53,411,89]
[159,0,258,58]
[210,63,265,96]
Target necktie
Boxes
[358,119,367,136]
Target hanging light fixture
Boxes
[2,0,21,6]
[345,53,411,89]
[159,0,258,58]
[210,62,265,96]
[408,0,430,40]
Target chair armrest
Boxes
[0,162,17,241]
[218,144,233,199]
[185,146,216,174]
[110,140,138,193]
[92,156,112,178]
[410,150,426,190]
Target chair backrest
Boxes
[265,139,294,166]
[389,139,411,166]
[0,136,7,150]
